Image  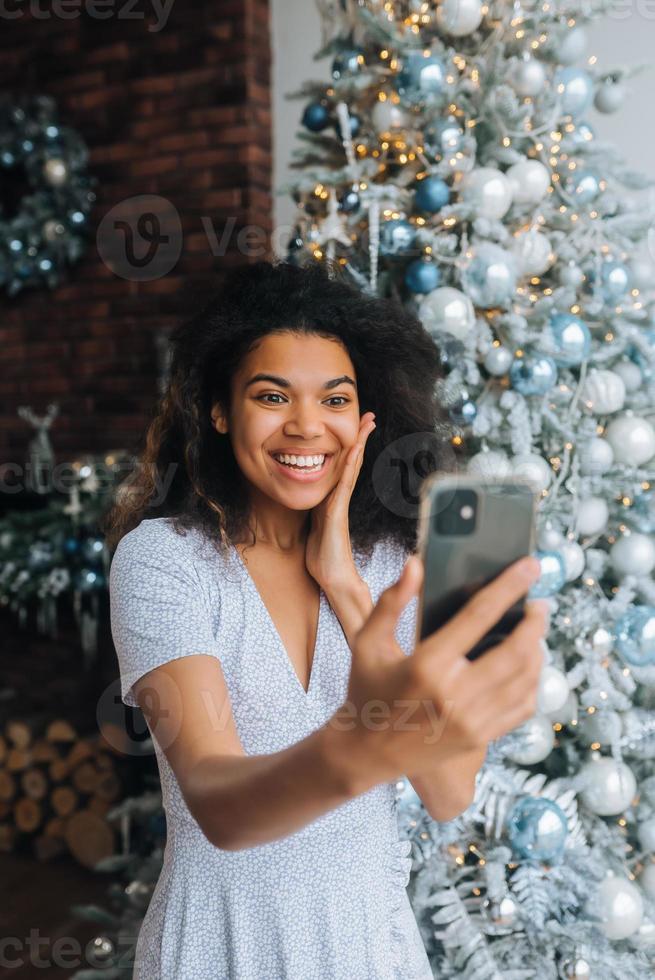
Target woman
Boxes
[105,260,546,979]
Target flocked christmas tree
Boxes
[278,1,655,976]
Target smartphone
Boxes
[414,472,539,661]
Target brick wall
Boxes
[0,0,272,465]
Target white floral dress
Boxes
[109,517,433,980]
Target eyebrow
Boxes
[244,373,357,391]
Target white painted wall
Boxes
[270,3,655,257]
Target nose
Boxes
[283,402,326,439]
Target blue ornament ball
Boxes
[549,312,591,367]
[81,536,105,565]
[335,113,360,140]
[528,550,567,598]
[379,218,416,256]
[630,490,655,534]
[338,187,361,213]
[507,796,568,863]
[423,116,463,158]
[568,170,601,205]
[398,51,446,97]
[615,606,655,667]
[570,120,595,146]
[414,176,450,213]
[450,397,477,426]
[331,49,363,79]
[404,258,442,293]
[601,260,630,301]
[302,102,331,132]
[554,67,595,117]
[63,536,81,555]
[509,353,558,395]
[627,327,655,381]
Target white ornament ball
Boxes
[610,532,655,578]
[633,917,655,950]
[580,369,625,415]
[546,690,578,726]
[613,360,643,393]
[510,58,547,97]
[467,449,513,483]
[511,453,553,493]
[558,26,588,65]
[418,286,475,341]
[605,414,655,467]
[459,167,513,220]
[511,228,554,277]
[507,714,555,765]
[639,862,655,900]
[506,158,551,206]
[436,0,483,36]
[537,666,569,714]
[589,625,613,657]
[538,521,565,550]
[559,540,586,582]
[638,819,655,853]
[575,497,609,537]
[594,81,626,114]
[579,755,637,815]
[594,874,644,940]
[483,344,513,376]
[629,256,655,291]
[578,438,614,475]
[372,99,410,134]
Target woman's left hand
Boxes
[305,411,376,592]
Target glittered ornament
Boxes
[418,286,475,340]
[575,496,609,537]
[483,344,513,376]
[459,167,513,220]
[579,754,637,816]
[461,242,517,308]
[610,533,655,578]
[404,258,441,294]
[414,175,450,213]
[510,352,558,395]
[506,158,552,206]
[467,449,512,481]
[548,312,591,367]
[507,715,555,765]
[555,67,595,117]
[436,0,483,36]
[528,551,567,598]
[507,795,567,862]
[604,414,655,466]
[580,369,625,415]
[615,606,655,666]
[594,873,644,940]
[537,665,570,714]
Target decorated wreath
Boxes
[0,93,97,297]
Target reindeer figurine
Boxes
[17,402,59,495]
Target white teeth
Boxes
[273,453,325,468]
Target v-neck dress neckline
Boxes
[231,544,325,699]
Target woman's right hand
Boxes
[333,554,548,785]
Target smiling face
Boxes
[210,331,362,519]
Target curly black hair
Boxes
[101,260,455,561]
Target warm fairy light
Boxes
[587,706,596,714]
[554,722,563,732]
[605,332,614,342]
[452,435,463,445]
[642,481,651,490]
[380,49,389,59]
[622,496,632,506]
[591,741,601,750]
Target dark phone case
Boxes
[415,475,538,661]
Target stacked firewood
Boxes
[0,715,130,868]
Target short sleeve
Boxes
[109,521,222,708]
